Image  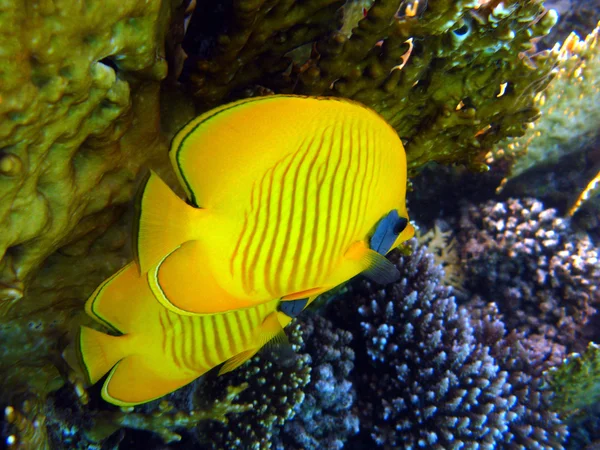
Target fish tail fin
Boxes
[79,326,129,385]
[133,170,203,273]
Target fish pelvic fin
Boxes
[79,326,128,385]
[102,354,198,407]
[133,170,203,274]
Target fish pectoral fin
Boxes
[361,249,401,285]
[218,349,259,376]
[133,170,202,274]
[102,355,198,407]
[259,312,297,367]
[149,240,263,315]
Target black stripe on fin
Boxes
[131,170,152,272]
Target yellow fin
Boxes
[102,355,198,407]
[86,262,161,334]
[133,170,202,274]
[218,349,259,376]
[79,326,128,385]
[149,241,267,315]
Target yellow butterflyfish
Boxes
[78,259,301,406]
[134,95,414,315]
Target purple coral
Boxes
[457,198,600,351]
[328,241,568,449]
[274,314,359,450]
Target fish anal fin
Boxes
[102,354,198,407]
[150,241,265,315]
[218,349,259,376]
[79,326,128,385]
[134,170,202,274]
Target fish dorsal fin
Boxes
[133,170,202,274]
[370,210,409,255]
[218,349,260,376]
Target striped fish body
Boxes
[79,262,288,406]
[137,95,414,315]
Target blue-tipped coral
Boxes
[329,241,568,449]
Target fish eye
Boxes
[393,217,408,235]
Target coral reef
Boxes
[184,0,558,173]
[193,313,357,450]
[547,342,600,418]
[1,0,597,448]
[493,23,600,215]
[275,315,358,450]
[457,198,600,352]
[330,241,568,449]
[541,0,600,48]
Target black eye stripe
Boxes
[393,217,408,235]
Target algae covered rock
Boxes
[0,0,177,305]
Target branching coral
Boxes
[330,241,568,449]
[275,315,358,450]
[457,198,600,351]
[191,314,356,450]
[184,0,558,173]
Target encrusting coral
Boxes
[329,241,568,449]
[457,198,600,352]
[184,0,559,173]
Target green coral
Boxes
[547,342,600,418]
[186,0,558,173]
[496,22,600,179]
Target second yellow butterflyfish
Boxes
[79,258,302,406]
[135,95,414,315]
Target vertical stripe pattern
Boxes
[229,112,383,298]
[157,300,275,373]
